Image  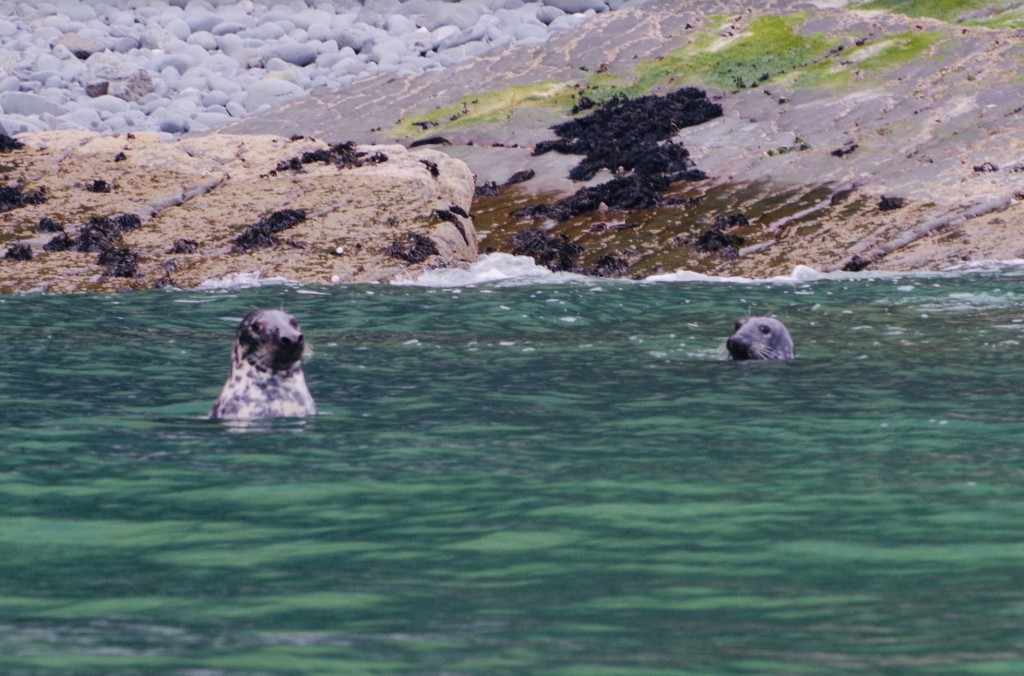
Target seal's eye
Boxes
[289,318,299,329]
[734,320,744,331]
[759,324,771,335]
[252,321,265,334]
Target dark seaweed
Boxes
[419,159,440,177]
[97,247,138,277]
[0,184,48,212]
[233,209,306,252]
[475,181,500,197]
[274,141,389,173]
[516,88,719,225]
[385,233,439,263]
[75,213,142,253]
[38,217,63,233]
[505,169,535,185]
[0,134,25,152]
[533,87,721,182]
[510,227,584,273]
[43,233,74,252]
[168,239,199,254]
[878,196,905,211]
[3,243,32,261]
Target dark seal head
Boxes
[210,309,318,420]
[726,316,795,361]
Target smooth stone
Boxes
[191,111,232,129]
[535,5,566,24]
[53,1,97,22]
[159,115,191,134]
[335,27,376,53]
[187,31,218,51]
[242,78,305,112]
[109,70,155,102]
[202,89,230,107]
[262,43,319,67]
[225,100,247,117]
[544,0,608,12]
[250,22,285,40]
[212,21,251,36]
[57,107,102,129]
[155,54,195,75]
[183,12,222,33]
[0,20,17,39]
[514,23,549,42]
[81,94,130,113]
[56,33,106,59]
[164,18,192,41]
[292,9,334,31]
[0,116,45,134]
[0,92,66,117]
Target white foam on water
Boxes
[394,253,592,287]
[198,271,299,289]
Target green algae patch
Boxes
[687,15,838,91]
[395,82,579,137]
[591,14,839,95]
[854,30,946,71]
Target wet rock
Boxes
[85,179,111,193]
[386,233,439,263]
[233,209,306,252]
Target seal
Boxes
[726,316,795,361]
[210,308,318,420]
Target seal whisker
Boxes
[726,316,795,361]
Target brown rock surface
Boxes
[0,131,476,293]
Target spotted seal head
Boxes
[726,316,795,361]
[210,309,318,420]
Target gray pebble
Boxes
[0,92,66,117]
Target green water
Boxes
[2,268,1024,673]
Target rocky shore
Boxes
[0,131,474,292]
[4,0,1024,291]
